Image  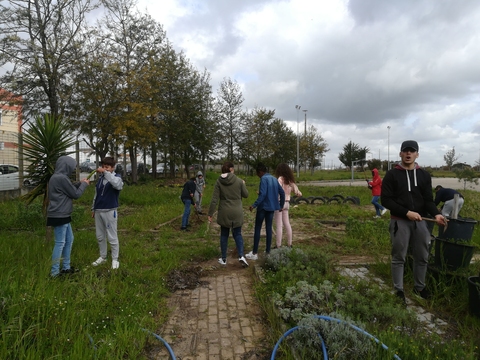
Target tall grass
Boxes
[0,182,218,359]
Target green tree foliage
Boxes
[444,146,462,170]
[338,141,370,169]
[301,125,329,175]
[0,0,98,120]
[21,114,76,209]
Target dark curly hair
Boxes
[275,163,295,185]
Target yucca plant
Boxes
[20,113,76,211]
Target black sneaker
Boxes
[180,227,189,231]
[395,290,406,305]
[60,267,79,275]
[414,287,431,300]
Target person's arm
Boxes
[381,171,409,217]
[278,183,285,209]
[103,171,123,190]
[251,177,267,209]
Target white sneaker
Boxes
[373,215,381,219]
[92,257,107,266]
[239,256,249,267]
[245,251,258,260]
[112,260,120,269]
[381,209,387,216]
[218,258,227,265]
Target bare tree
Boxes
[0,0,99,121]
[216,77,244,161]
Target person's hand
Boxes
[97,167,105,173]
[208,216,212,223]
[91,211,95,218]
[406,210,422,221]
[249,206,254,212]
[82,179,90,185]
[434,214,447,226]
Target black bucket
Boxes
[467,276,480,318]
[434,238,475,270]
[438,217,477,241]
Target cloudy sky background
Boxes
[137,0,480,168]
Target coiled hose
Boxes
[271,315,401,360]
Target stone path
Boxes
[150,267,269,360]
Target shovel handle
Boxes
[422,217,448,230]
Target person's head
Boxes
[399,140,419,168]
[372,168,378,177]
[221,161,234,174]
[275,163,294,184]
[101,156,116,172]
[255,162,267,177]
[435,185,443,192]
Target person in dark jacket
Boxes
[91,157,124,269]
[180,177,196,231]
[381,140,447,303]
[368,168,387,218]
[47,156,90,277]
[246,163,285,260]
[434,185,464,217]
[208,161,249,267]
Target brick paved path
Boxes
[151,268,269,359]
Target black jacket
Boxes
[381,163,440,219]
[181,179,196,204]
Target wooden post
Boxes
[451,193,460,219]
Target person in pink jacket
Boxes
[274,163,302,248]
[368,168,387,218]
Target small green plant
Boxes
[292,314,379,360]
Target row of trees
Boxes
[0,0,328,183]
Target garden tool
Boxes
[423,217,448,231]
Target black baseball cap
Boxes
[401,140,418,152]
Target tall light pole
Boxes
[387,126,391,170]
[302,110,308,173]
[295,105,301,177]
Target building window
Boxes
[0,142,4,150]
[0,109,2,126]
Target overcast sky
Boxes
[137,0,480,168]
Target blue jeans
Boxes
[253,208,274,254]
[371,196,385,216]
[220,226,245,260]
[181,199,192,228]
[51,223,74,276]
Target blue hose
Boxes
[143,329,176,359]
[271,315,401,360]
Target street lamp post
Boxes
[302,110,308,173]
[295,105,301,177]
[387,126,391,170]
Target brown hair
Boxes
[221,161,234,174]
[275,163,295,185]
[101,156,116,167]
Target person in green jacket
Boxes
[208,161,249,267]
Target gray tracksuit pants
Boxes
[95,210,119,261]
[389,218,431,292]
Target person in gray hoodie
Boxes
[208,161,249,267]
[47,156,90,277]
[194,170,206,214]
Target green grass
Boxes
[0,171,479,358]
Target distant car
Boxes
[189,164,203,172]
[79,161,97,173]
[0,164,20,191]
[126,163,150,176]
[150,164,179,174]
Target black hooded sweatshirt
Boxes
[381,163,440,220]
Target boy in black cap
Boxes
[381,140,447,303]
